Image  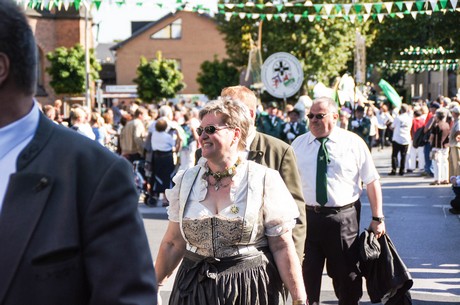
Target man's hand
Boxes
[369,220,386,239]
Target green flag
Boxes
[378,79,402,108]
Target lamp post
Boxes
[84,1,91,109]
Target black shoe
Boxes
[449,208,460,215]
[406,169,414,173]
[388,171,396,176]
[399,172,404,176]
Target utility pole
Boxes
[84,2,91,109]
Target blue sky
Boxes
[92,0,217,43]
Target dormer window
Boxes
[151,18,182,40]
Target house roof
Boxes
[96,43,116,63]
[110,10,214,51]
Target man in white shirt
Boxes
[292,96,386,305]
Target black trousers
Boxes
[303,201,362,305]
[391,141,409,173]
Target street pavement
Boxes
[140,145,460,304]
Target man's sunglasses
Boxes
[307,113,331,120]
[196,125,230,136]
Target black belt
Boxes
[153,150,173,155]
[306,201,356,214]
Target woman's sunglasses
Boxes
[196,125,230,136]
[307,113,331,120]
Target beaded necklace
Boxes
[204,158,241,191]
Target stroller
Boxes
[133,160,156,207]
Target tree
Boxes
[366,11,460,96]
[46,44,100,95]
[217,1,357,88]
[196,56,240,99]
[133,52,185,104]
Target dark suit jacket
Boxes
[196,131,307,262]
[0,114,157,305]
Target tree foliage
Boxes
[196,56,240,99]
[46,44,101,95]
[133,54,185,103]
[217,0,357,88]
[366,11,460,95]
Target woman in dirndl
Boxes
[154,97,307,305]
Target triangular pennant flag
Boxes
[415,1,424,11]
[313,4,323,13]
[238,12,246,19]
[252,13,260,19]
[364,3,373,13]
[350,14,356,23]
[354,3,363,13]
[396,12,404,17]
[440,0,448,8]
[56,0,62,10]
[378,13,385,22]
[384,2,393,12]
[390,12,396,17]
[374,3,383,13]
[451,0,458,9]
[287,12,294,19]
[256,4,264,10]
[236,3,244,8]
[371,14,377,20]
[273,14,280,20]
[94,0,102,9]
[225,4,234,9]
[324,4,334,15]
[395,1,404,10]
[302,11,308,17]
[63,0,70,10]
[74,0,80,9]
[217,4,224,9]
[294,14,302,22]
[335,4,342,13]
[276,4,283,12]
[246,13,252,19]
[429,0,437,10]
[308,15,315,22]
[280,13,287,21]
[411,11,418,18]
[404,1,413,11]
[266,14,273,21]
[284,2,293,7]
[315,15,321,21]
[363,13,371,22]
[344,4,352,14]
[343,15,350,21]
[265,2,273,7]
[260,14,266,20]
[245,1,254,7]
[224,13,232,21]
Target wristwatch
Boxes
[372,216,385,222]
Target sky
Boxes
[92,0,218,43]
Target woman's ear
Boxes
[0,53,10,87]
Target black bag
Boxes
[412,126,428,148]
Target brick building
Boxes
[27,7,93,106]
[111,10,227,95]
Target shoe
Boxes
[406,169,414,173]
[430,181,440,185]
[449,208,460,215]
[399,172,405,176]
[388,171,396,176]
[421,172,429,176]
[441,180,450,185]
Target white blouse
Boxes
[165,158,299,236]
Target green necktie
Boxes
[316,137,329,206]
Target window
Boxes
[151,18,182,40]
